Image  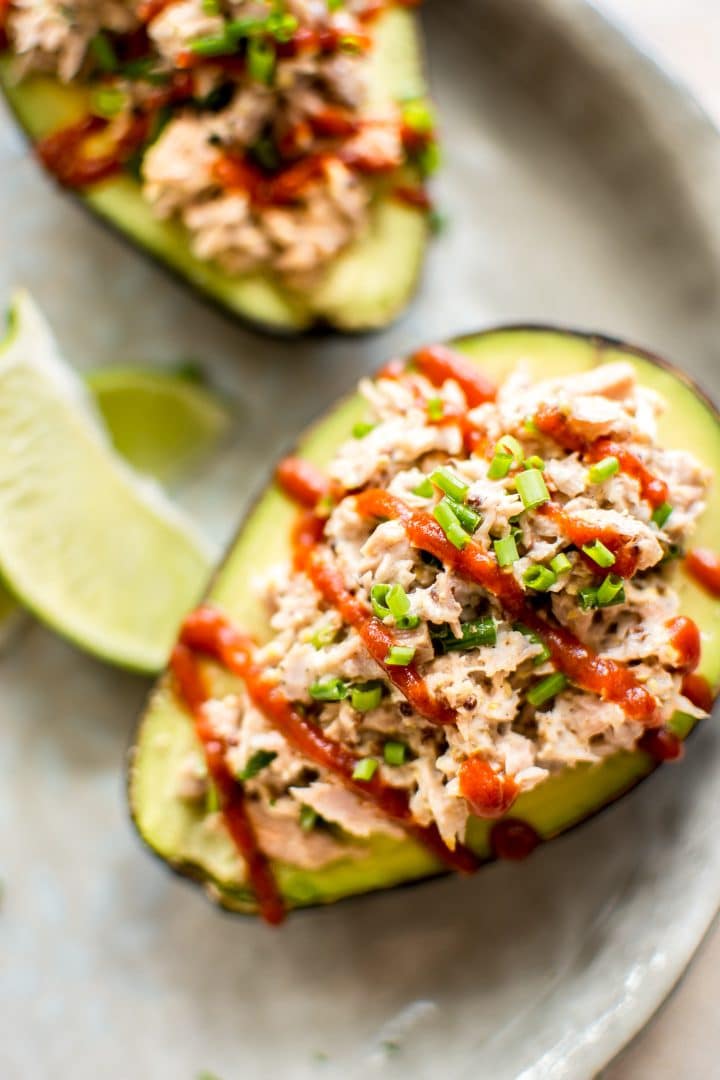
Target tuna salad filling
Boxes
[3,0,436,284]
[170,345,712,899]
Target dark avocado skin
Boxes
[0,7,429,335]
[127,325,720,917]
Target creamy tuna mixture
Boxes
[5,0,435,283]
[175,353,712,870]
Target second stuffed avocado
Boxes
[130,328,720,921]
[0,3,432,333]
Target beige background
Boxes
[597,2,720,1076]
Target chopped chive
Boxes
[523,416,539,434]
[384,741,407,766]
[522,565,557,591]
[430,466,469,503]
[299,804,318,831]
[351,682,383,712]
[588,456,620,483]
[651,501,673,528]
[582,540,616,568]
[523,455,545,470]
[91,87,127,118]
[189,31,235,56]
[352,421,375,439]
[386,583,419,629]
[352,757,379,781]
[308,676,348,701]
[444,616,497,650]
[202,0,220,11]
[226,16,265,39]
[446,497,481,534]
[205,781,221,814]
[385,645,415,666]
[266,11,299,42]
[412,477,434,498]
[433,500,468,550]
[487,452,513,480]
[550,552,572,575]
[401,99,435,134]
[248,36,276,83]
[513,622,551,665]
[527,672,568,707]
[578,587,599,610]
[236,749,277,781]
[89,31,118,72]
[596,573,626,607]
[310,622,337,649]
[496,434,523,461]
[494,534,518,567]
[515,468,549,510]
[427,397,444,421]
[327,0,344,9]
[371,583,391,619]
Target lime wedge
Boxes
[0,291,214,672]
[89,366,231,485]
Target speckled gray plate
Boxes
[2,1,720,1077]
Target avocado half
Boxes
[0,8,428,334]
[129,327,720,915]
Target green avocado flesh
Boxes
[0,9,427,333]
[130,328,720,915]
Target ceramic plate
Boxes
[1,1,719,1076]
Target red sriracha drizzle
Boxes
[170,641,285,926]
[413,345,497,407]
[685,548,720,598]
[459,757,518,819]
[176,607,478,878]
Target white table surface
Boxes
[593,2,720,1077]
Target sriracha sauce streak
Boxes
[176,608,479,880]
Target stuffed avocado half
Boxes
[0,4,432,333]
[130,328,720,921]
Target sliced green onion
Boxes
[523,455,545,471]
[236,749,278,781]
[494,534,519,567]
[299,804,318,831]
[578,587,599,611]
[89,32,118,72]
[248,36,276,83]
[401,99,435,135]
[308,676,348,701]
[446,497,481,534]
[202,0,220,11]
[384,741,407,766]
[371,583,391,619]
[596,573,626,607]
[496,434,523,461]
[443,616,497,651]
[433,500,468,550]
[527,672,568,707]
[226,16,265,39]
[91,87,127,118]
[487,452,513,480]
[588,456,619,483]
[523,416,539,434]
[351,682,383,712]
[412,477,434,498]
[385,583,420,629]
[513,622,551,665]
[515,468,549,510]
[266,11,299,41]
[352,421,375,439]
[352,757,379,782]
[385,645,415,666]
[582,540,616,568]
[430,466,469,503]
[427,396,444,421]
[310,622,337,649]
[652,501,673,528]
[205,781,221,814]
[550,552,572,575]
[189,31,236,57]
[522,565,557,591]
[327,0,345,9]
